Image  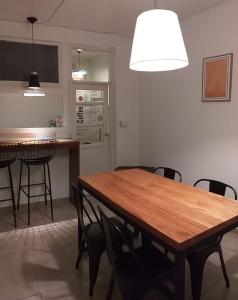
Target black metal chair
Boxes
[17,140,55,225]
[153,167,182,182]
[99,207,175,300]
[114,166,154,173]
[0,143,17,227]
[187,178,237,300]
[72,183,132,297]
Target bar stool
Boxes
[17,140,56,225]
[0,143,17,227]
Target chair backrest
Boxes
[114,165,154,173]
[17,139,56,161]
[193,179,237,200]
[153,167,182,182]
[72,183,101,234]
[0,143,17,166]
[99,207,146,278]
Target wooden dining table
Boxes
[78,168,238,300]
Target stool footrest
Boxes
[0,186,11,190]
[0,198,13,202]
[20,183,46,187]
[20,185,50,198]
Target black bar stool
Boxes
[0,143,17,227]
[17,140,56,225]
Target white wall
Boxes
[139,0,238,189]
[0,20,140,202]
[0,94,63,128]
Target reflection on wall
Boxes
[0,94,63,128]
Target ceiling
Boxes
[0,0,229,37]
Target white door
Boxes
[72,82,111,175]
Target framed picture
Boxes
[202,53,233,102]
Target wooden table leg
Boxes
[175,252,186,300]
[69,144,79,204]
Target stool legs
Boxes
[17,161,54,225]
[43,164,47,206]
[17,161,23,210]
[27,165,31,225]
[46,162,54,221]
[8,165,17,227]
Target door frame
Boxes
[69,45,116,171]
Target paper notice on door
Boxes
[76,126,103,144]
[76,90,104,103]
[76,104,103,126]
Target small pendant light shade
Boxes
[129,9,189,71]
[29,71,40,89]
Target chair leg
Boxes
[218,244,230,287]
[106,272,115,300]
[76,239,85,269]
[8,165,16,227]
[46,162,54,221]
[43,164,47,206]
[17,161,23,210]
[187,254,206,300]
[88,247,103,296]
[27,165,30,225]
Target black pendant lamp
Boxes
[24,17,45,96]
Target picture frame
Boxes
[202,53,233,102]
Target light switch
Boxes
[119,120,128,128]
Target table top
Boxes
[0,139,79,149]
[78,169,238,251]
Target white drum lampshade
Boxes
[129,9,189,71]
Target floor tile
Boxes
[0,251,38,300]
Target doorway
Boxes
[71,48,113,175]
[72,82,111,175]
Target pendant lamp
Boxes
[129,0,189,71]
[72,49,87,81]
[24,17,45,96]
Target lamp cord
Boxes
[78,51,81,70]
[154,0,157,9]
[31,22,36,71]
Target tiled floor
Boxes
[0,198,238,300]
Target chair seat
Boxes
[85,217,131,247]
[116,244,174,279]
[19,156,53,165]
[0,158,16,168]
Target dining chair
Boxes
[72,183,132,297]
[99,207,175,300]
[114,165,154,173]
[187,178,237,300]
[153,166,182,182]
